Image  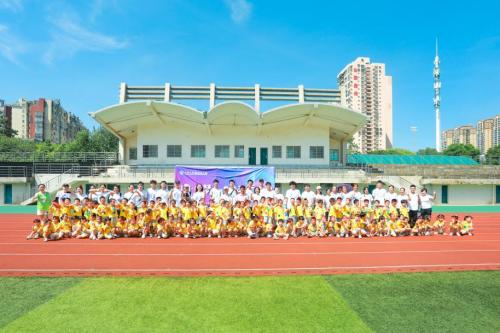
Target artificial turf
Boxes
[0,271,498,332]
[326,271,500,333]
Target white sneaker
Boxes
[141,234,146,239]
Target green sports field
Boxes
[1,271,499,332]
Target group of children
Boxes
[26,193,475,242]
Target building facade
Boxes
[0,100,12,132]
[91,83,367,166]
[7,98,85,143]
[337,57,393,153]
[442,115,499,154]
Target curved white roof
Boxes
[89,101,367,140]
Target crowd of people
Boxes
[27,179,474,242]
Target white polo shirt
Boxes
[420,194,434,209]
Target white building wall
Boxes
[447,185,495,205]
[127,121,333,166]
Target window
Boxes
[310,146,324,159]
[215,145,230,158]
[191,145,206,158]
[286,146,301,159]
[129,147,137,160]
[272,146,282,158]
[167,145,182,158]
[234,145,244,158]
[142,145,158,158]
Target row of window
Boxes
[129,145,339,160]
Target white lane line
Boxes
[0,249,499,256]
[0,239,498,246]
[0,263,499,273]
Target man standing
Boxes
[227,179,237,198]
[301,184,315,207]
[209,179,222,204]
[347,184,362,202]
[408,184,420,227]
[156,181,169,203]
[372,181,387,206]
[170,180,182,206]
[146,180,158,202]
[261,182,275,199]
[285,181,301,208]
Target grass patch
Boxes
[0,277,82,328]
[2,276,370,333]
[326,271,500,333]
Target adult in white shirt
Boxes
[192,183,206,203]
[384,185,398,204]
[220,187,232,203]
[155,181,169,203]
[419,188,436,218]
[407,184,420,227]
[328,186,341,202]
[74,185,87,201]
[371,181,387,206]
[338,185,348,204]
[360,187,373,205]
[261,182,275,199]
[252,187,262,203]
[285,181,301,208]
[123,184,139,206]
[315,186,325,205]
[274,187,284,203]
[170,181,182,206]
[56,183,73,203]
[396,187,409,208]
[146,180,158,202]
[227,180,237,198]
[234,186,248,204]
[347,184,362,202]
[208,179,222,204]
[108,185,122,202]
[134,182,148,206]
[301,184,315,207]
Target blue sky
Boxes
[0,0,498,150]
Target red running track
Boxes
[0,213,499,276]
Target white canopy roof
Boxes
[89,101,367,141]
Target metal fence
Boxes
[0,152,119,163]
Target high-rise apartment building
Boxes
[338,57,392,153]
[6,98,85,143]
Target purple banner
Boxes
[175,165,275,195]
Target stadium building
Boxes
[90,83,366,166]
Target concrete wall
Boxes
[126,121,337,166]
[0,181,32,204]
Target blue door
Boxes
[4,184,12,204]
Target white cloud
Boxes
[224,0,252,24]
[43,14,128,65]
[0,24,27,65]
[0,0,23,12]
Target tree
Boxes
[89,127,118,152]
[443,143,480,160]
[0,113,17,137]
[0,135,36,153]
[368,148,415,155]
[485,144,500,165]
[417,147,441,155]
